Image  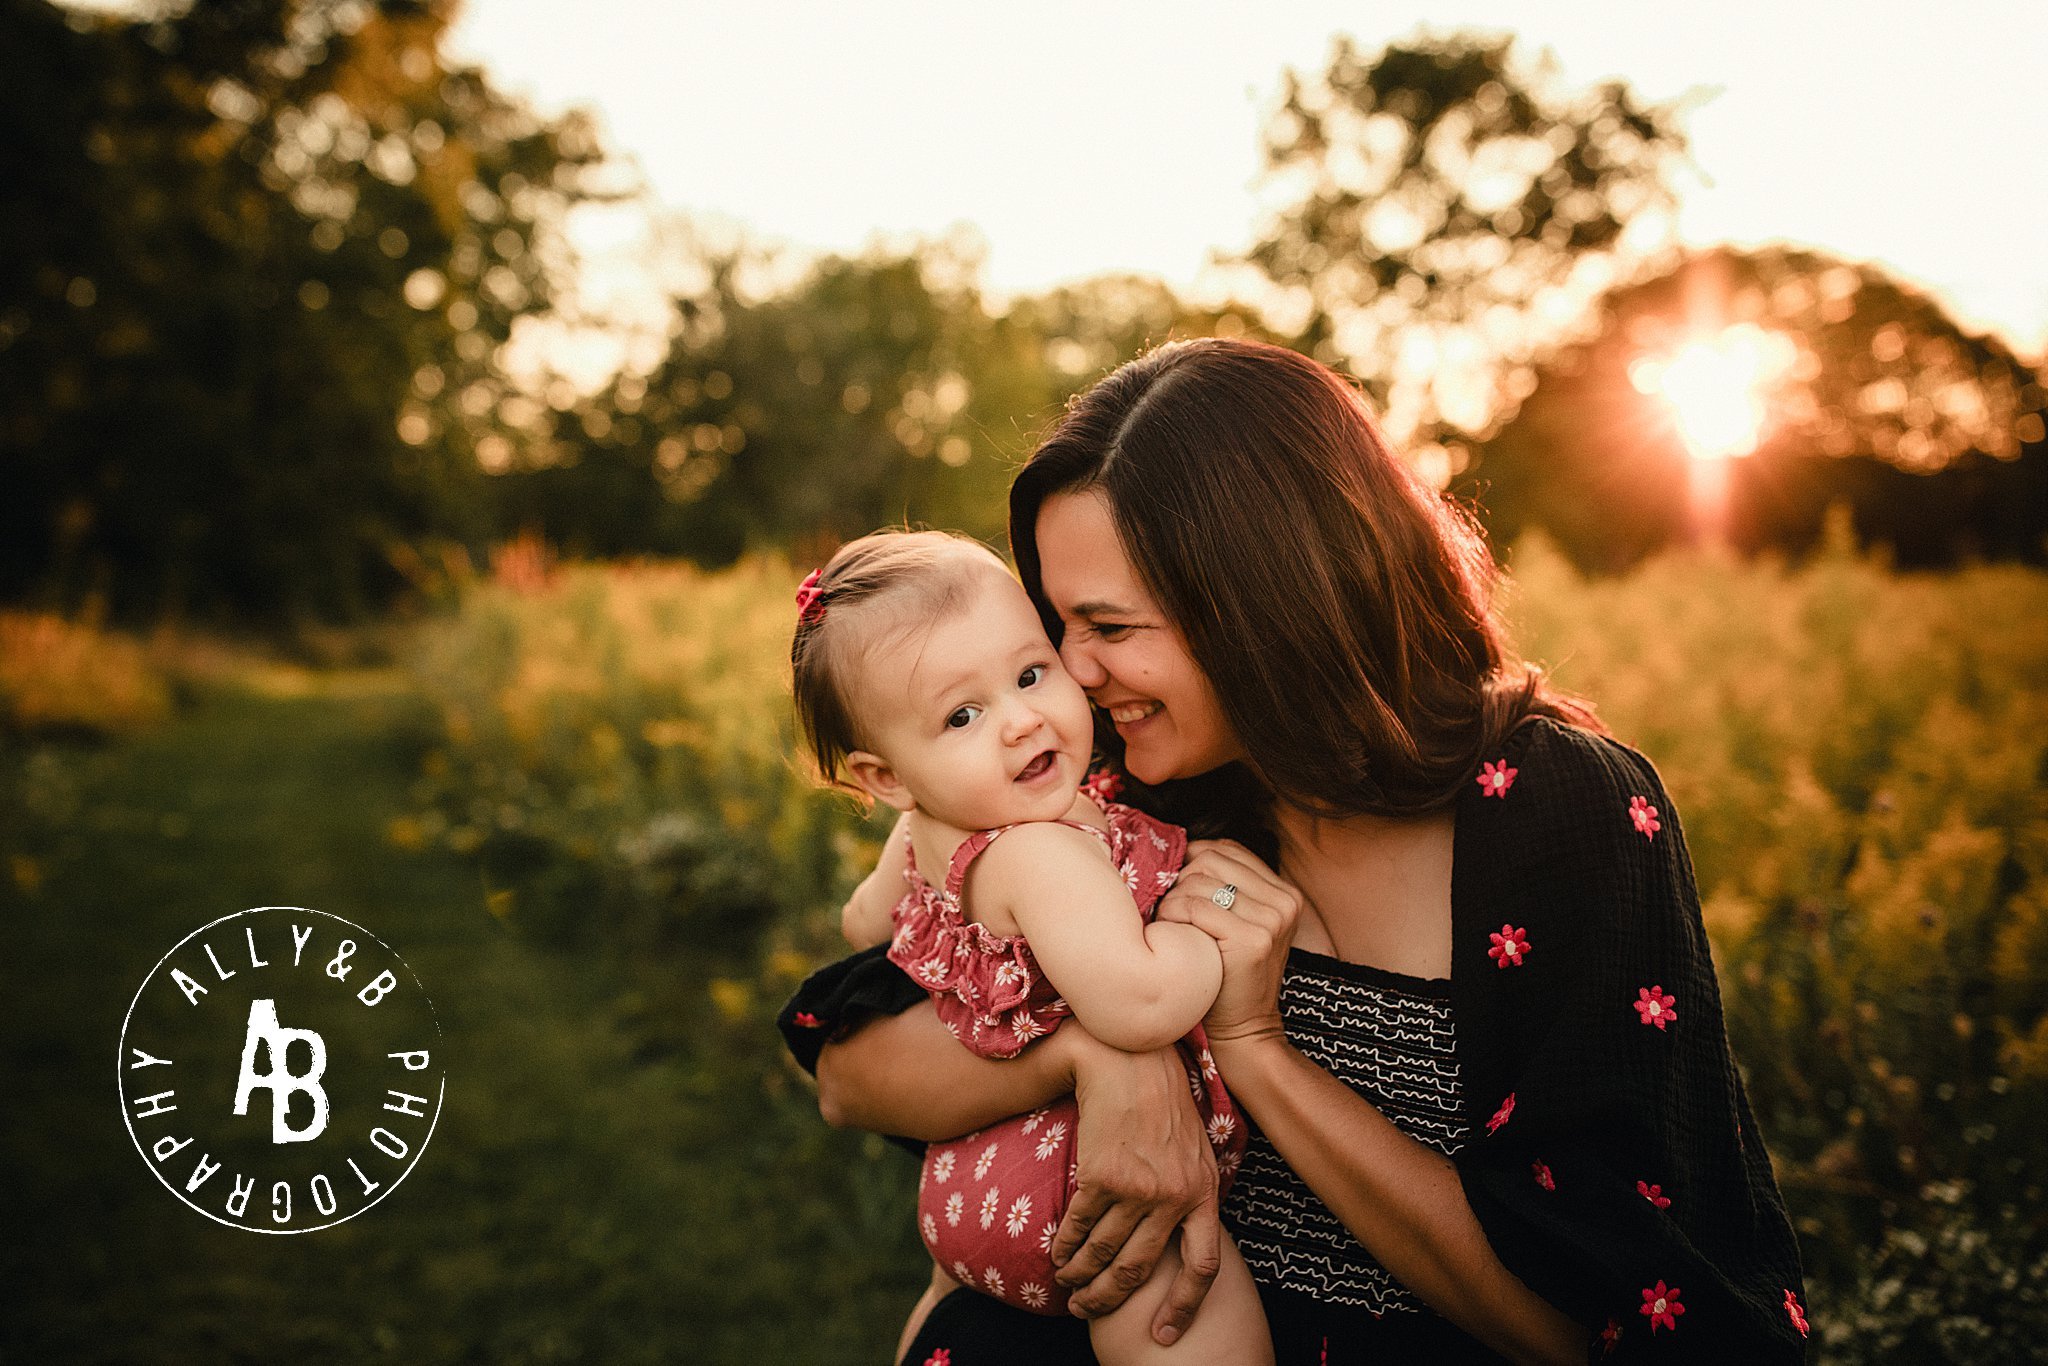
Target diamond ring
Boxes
[1211,883,1238,910]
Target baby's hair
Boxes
[791,528,1010,796]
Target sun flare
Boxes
[1630,326,1790,460]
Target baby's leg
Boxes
[895,1261,963,1366]
[1086,1230,1272,1366]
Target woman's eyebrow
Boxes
[1067,598,1137,617]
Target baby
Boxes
[791,529,1271,1365]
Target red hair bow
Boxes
[795,568,827,625]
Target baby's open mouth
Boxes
[1015,751,1056,782]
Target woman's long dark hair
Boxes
[1010,338,1596,837]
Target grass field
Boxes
[8,538,2047,1362]
[2,671,920,1364]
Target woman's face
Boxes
[1033,490,1247,785]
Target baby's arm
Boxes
[840,811,911,949]
[971,823,1221,1053]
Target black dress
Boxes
[779,718,1809,1364]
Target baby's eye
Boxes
[945,704,982,730]
[1018,665,1047,689]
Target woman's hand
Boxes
[1051,1033,1222,1345]
[1156,839,1303,1047]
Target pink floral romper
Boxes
[885,785,1247,1316]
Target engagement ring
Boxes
[1211,883,1238,910]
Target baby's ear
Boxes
[845,750,916,813]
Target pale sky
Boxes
[444,0,2048,369]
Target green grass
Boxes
[2,674,923,1364]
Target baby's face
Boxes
[854,567,1094,832]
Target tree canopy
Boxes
[7,10,2039,622]
[1245,31,1691,441]
[0,0,608,620]
[495,242,1280,564]
[1468,245,2047,569]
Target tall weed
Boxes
[404,558,886,963]
[404,557,920,1348]
[410,535,2048,1354]
[0,611,173,738]
[1508,525,2048,1350]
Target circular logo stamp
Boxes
[117,906,444,1233]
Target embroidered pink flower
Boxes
[1635,985,1678,1030]
[1598,1318,1622,1355]
[1488,924,1531,968]
[1637,1180,1672,1210]
[923,1351,952,1366]
[1784,1288,1809,1337]
[1486,1092,1516,1135]
[1477,759,1517,798]
[1640,1281,1684,1333]
[1531,1160,1555,1191]
[1629,794,1662,839]
[1081,769,1125,803]
[791,1011,821,1028]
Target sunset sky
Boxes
[443,0,2048,369]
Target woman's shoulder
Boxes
[1452,716,1719,1114]
[1492,714,1668,811]
[1459,714,1693,916]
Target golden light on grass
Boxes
[1629,324,1793,461]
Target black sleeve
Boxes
[775,943,927,1076]
[1453,723,1809,1363]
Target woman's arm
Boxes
[1211,1031,1586,1365]
[1162,840,1589,1366]
[814,996,1076,1138]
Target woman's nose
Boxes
[1059,638,1107,690]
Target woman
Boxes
[780,339,1806,1363]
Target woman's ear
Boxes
[845,750,916,813]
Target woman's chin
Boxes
[1125,739,1246,787]
[1122,747,1177,786]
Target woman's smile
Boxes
[1034,490,1246,784]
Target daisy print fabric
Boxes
[884,784,1186,1059]
[899,781,1246,1317]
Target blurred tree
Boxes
[0,0,609,621]
[495,244,987,565]
[1468,245,2048,570]
[497,241,1278,563]
[1244,31,1691,442]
